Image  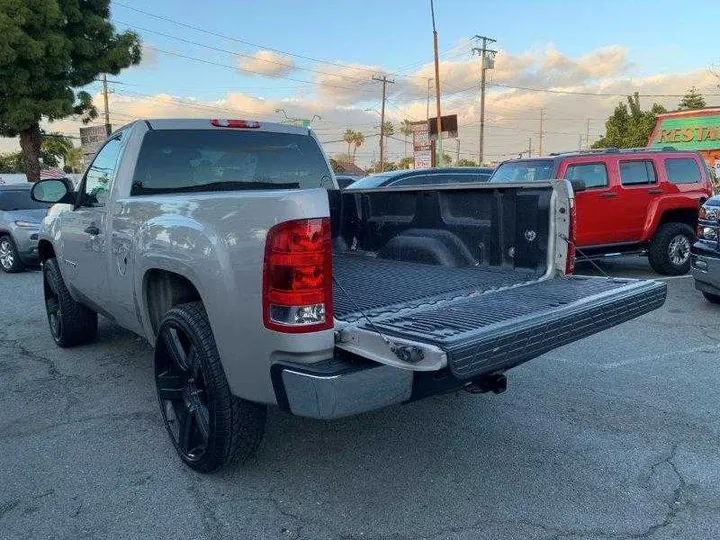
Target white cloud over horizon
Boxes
[2,43,719,164]
[237,50,295,77]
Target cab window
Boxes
[84,136,123,207]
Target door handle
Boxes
[648,188,663,194]
[600,192,617,199]
[84,224,100,236]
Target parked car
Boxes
[347,167,494,189]
[335,174,362,189]
[31,118,665,472]
[691,196,720,303]
[490,148,713,275]
[0,184,51,272]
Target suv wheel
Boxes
[154,301,266,473]
[0,235,24,273]
[648,223,695,276]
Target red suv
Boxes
[490,148,713,275]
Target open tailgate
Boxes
[342,276,666,379]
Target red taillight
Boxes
[565,198,577,275]
[210,119,261,128]
[263,218,333,333]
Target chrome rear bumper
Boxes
[272,358,413,420]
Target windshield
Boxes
[490,160,555,183]
[131,129,332,195]
[0,190,51,210]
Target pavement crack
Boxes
[0,499,20,520]
[632,444,686,538]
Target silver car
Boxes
[0,184,50,272]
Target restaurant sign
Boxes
[649,114,720,150]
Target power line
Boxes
[116,21,378,85]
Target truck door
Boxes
[559,159,615,246]
[615,159,658,242]
[61,135,124,312]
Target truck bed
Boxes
[334,253,539,322]
[334,254,666,379]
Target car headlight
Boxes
[14,220,40,228]
[699,226,719,241]
[699,205,720,221]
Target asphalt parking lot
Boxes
[1,258,719,540]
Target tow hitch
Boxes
[465,373,507,394]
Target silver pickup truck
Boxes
[31,119,667,473]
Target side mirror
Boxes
[31,178,74,204]
[569,179,586,193]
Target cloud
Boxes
[313,64,383,106]
[132,44,159,70]
[237,50,295,77]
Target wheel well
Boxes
[145,269,202,335]
[38,240,56,262]
[657,208,698,229]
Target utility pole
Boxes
[431,0,443,167]
[471,35,497,165]
[372,74,394,172]
[578,134,583,151]
[456,139,460,164]
[426,78,433,122]
[102,74,112,136]
[585,118,591,150]
[528,137,532,158]
[538,108,545,156]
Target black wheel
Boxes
[0,235,24,273]
[154,301,266,473]
[648,223,695,276]
[43,257,98,347]
[703,292,720,304]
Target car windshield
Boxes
[131,129,332,195]
[490,160,555,183]
[0,189,51,210]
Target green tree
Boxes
[382,122,395,138]
[64,146,83,173]
[441,153,452,166]
[456,158,478,167]
[351,131,365,161]
[397,156,414,169]
[678,87,706,110]
[366,160,397,173]
[343,129,355,157]
[40,133,74,168]
[0,152,23,173]
[399,120,413,158]
[0,1,141,181]
[592,92,667,149]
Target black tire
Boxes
[43,257,98,347]
[154,301,266,473]
[703,292,720,304]
[648,223,695,276]
[0,235,25,273]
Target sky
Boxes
[7,0,720,164]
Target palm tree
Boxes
[383,121,395,138]
[351,131,365,161]
[399,120,413,158]
[343,129,355,158]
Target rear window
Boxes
[131,130,332,195]
[664,157,702,184]
[0,190,51,211]
[347,173,398,189]
[490,160,554,183]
